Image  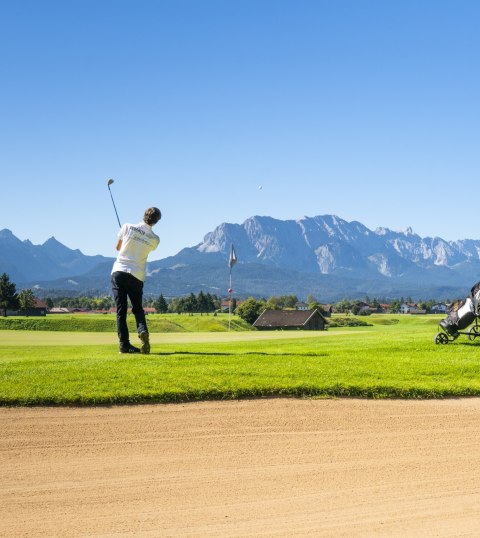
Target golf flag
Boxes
[229,243,237,269]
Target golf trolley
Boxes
[434,315,480,344]
[434,281,480,344]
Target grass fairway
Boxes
[1,314,480,405]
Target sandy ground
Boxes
[2,399,480,537]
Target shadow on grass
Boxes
[147,351,329,357]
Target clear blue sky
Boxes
[1,0,479,260]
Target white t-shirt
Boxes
[111,222,160,282]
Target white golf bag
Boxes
[439,280,480,335]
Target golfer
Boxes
[111,207,161,354]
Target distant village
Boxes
[1,268,452,331]
[7,293,449,318]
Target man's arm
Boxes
[116,239,123,251]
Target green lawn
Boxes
[1,314,480,405]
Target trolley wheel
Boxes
[468,325,480,341]
[434,332,449,345]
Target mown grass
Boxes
[1,314,480,405]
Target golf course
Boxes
[2,314,480,536]
[1,313,480,405]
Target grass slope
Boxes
[1,314,480,405]
[0,313,252,332]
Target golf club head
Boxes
[107,178,114,186]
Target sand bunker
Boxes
[2,398,480,537]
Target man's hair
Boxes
[144,207,161,226]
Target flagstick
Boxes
[228,268,232,331]
[228,243,237,332]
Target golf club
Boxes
[107,179,121,228]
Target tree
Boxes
[265,297,282,310]
[184,293,197,315]
[350,303,361,315]
[308,301,329,316]
[0,273,19,316]
[155,293,168,314]
[205,293,218,312]
[18,288,36,314]
[282,295,298,308]
[334,299,352,314]
[96,296,114,310]
[177,297,188,314]
[266,295,298,309]
[417,301,428,312]
[197,291,208,315]
[236,297,265,325]
[389,299,401,313]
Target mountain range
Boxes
[0,229,113,284]
[2,215,480,301]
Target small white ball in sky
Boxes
[258,185,263,190]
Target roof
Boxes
[253,309,326,328]
[49,307,71,313]
[221,299,244,309]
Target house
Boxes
[253,309,327,331]
[296,302,333,316]
[221,299,244,312]
[321,304,334,317]
[400,303,415,314]
[400,303,427,314]
[8,298,48,316]
[430,303,448,314]
[355,301,371,313]
[221,299,231,311]
[32,298,48,316]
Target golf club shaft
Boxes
[108,184,121,228]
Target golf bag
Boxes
[439,280,480,336]
[470,280,480,308]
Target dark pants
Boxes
[111,271,147,348]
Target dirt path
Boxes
[2,398,480,537]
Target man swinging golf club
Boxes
[111,207,161,354]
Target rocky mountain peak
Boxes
[3,215,480,300]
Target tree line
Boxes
[0,271,451,321]
[0,273,224,317]
[36,292,221,315]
